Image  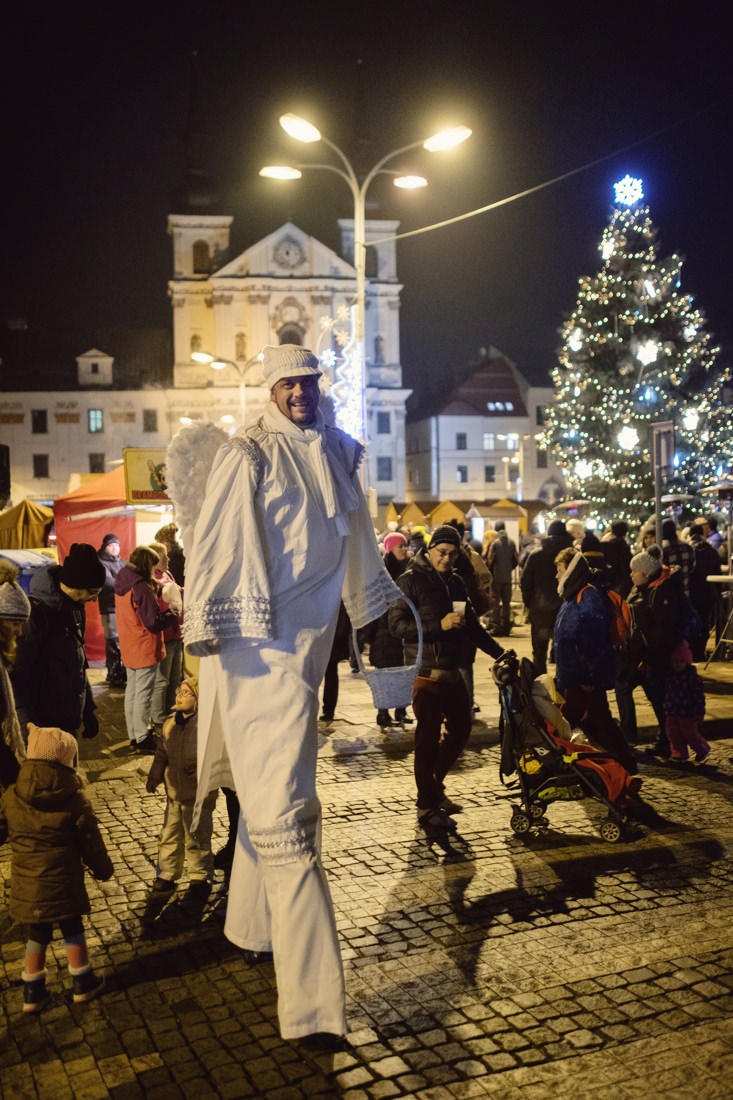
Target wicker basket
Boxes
[353,595,423,709]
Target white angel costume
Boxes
[183,399,399,1040]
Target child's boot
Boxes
[22,969,50,1014]
[69,963,105,1003]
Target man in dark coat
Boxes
[519,519,571,675]
[661,519,694,598]
[601,520,632,597]
[97,533,126,686]
[486,520,518,636]
[688,523,721,658]
[11,544,105,740]
[389,525,508,834]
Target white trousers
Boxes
[211,634,346,1040]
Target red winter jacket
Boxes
[114,564,169,669]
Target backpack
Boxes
[606,588,632,650]
[576,585,631,650]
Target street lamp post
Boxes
[191,350,263,427]
[260,114,471,458]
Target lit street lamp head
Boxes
[279,113,321,143]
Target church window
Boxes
[31,410,47,434]
[33,454,49,478]
[88,409,104,433]
[193,240,211,274]
[377,412,391,434]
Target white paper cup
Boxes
[452,601,466,615]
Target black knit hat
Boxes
[101,533,120,550]
[58,544,106,589]
[428,525,462,549]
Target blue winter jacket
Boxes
[553,553,615,694]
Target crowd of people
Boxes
[0,339,728,1047]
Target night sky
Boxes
[5,2,732,395]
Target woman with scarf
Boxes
[553,547,637,774]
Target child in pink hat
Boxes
[663,641,711,764]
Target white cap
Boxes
[262,344,321,389]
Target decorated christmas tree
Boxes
[544,175,731,524]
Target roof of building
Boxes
[407,347,530,421]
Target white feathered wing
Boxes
[165,422,229,554]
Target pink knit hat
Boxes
[26,724,78,769]
[383,532,407,554]
[670,640,693,665]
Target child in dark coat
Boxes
[146,676,216,902]
[0,723,113,1013]
[664,640,711,764]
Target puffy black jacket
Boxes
[388,549,504,674]
[361,552,408,668]
[627,565,686,670]
[11,565,95,734]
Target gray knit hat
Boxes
[262,344,321,389]
[0,562,31,621]
[630,545,662,577]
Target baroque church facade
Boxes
[168,211,412,503]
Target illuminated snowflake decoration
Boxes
[567,327,583,352]
[636,339,659,366]
[618,425,639,450]
[614,175,644,206]
[324,305,364,440]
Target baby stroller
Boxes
[492,654,639,843]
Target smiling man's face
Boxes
[270,374,321,426]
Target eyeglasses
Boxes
[431,547,458,559]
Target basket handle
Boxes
[352,593,423,675]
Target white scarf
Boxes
[261,403,360,529]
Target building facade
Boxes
[405,347,566,507]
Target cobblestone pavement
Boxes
[2,624,733,1099]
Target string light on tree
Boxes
[543,175,730,523]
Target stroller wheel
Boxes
[599,819,623,844]
[529,802,545,821]
[510,810,531,835]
